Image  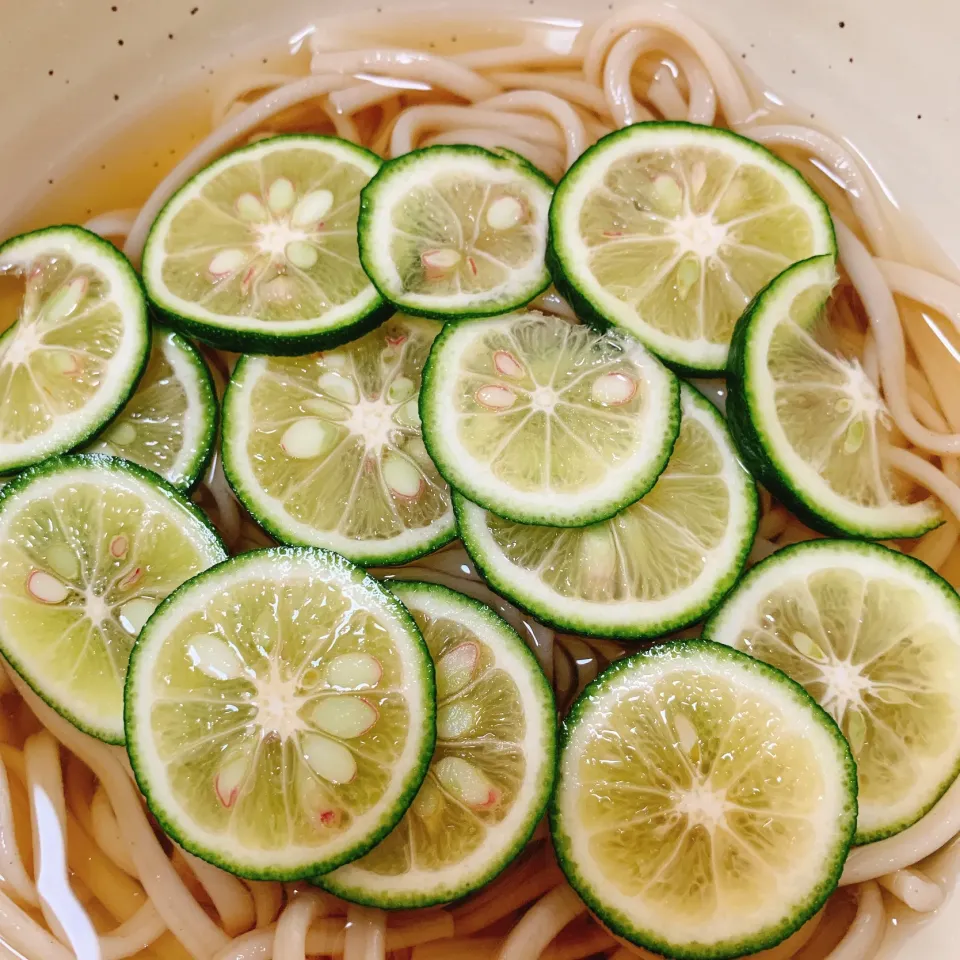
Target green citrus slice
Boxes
[548,122,836,372]
[318,581,555,907]
[125,547,435,879]
[0,455,226,742]
[726,254,940,538]
[223,314,454,565]
[358,145,552,319]
[704,539,960,843]
[551,640,857,960]
[456,384,757,636]
[420,310,680,526]
[85,328,216,490]
[142,135,388,354]
[0,226,149,472]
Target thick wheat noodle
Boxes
[0,886,73,960]
[604,31,716,126]
[741,126,893,259]
[647,64,687,120]
[83,208,139,240]
[478,91,587,169]
[213,923,277,960]
[310,49,499,112]
[211,73,300,127]
[495,884,585,960]
[99,902,168,959]
[886,447,960,523]
[389,105,564,156]
[843,770,960,884]
[835,220,960,453]
[862,331,880,386]
[602,31,658,124]
[531,289,577,321]
[822,882,884,960]
[486,72,611,117]
[876,868,944,913]
[90,785,137,876]
[421,129,564,180]
[584,4,753,123]
[876,259,960,333]
[5,670,230,958]
[274,890,331,960]
[23,732,73,946]
[204,448,242,546]
[0,753,37,906]
[541,923,617,959]
[246,882,284,928]
[344,905,386,960]
[911,518,960,570]
[455,45,582,71]
[453,866,566,936]
[181,850,257,937]
[369,98,402,155]
[123,73,351,261]
[323,99,361,142]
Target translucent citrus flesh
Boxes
[388,172,541,297]
[349,605,526,877]
[729,567,960,835]
[766,284,908,509]
[160,146,372,320]
[0,470,221,736]
[482,394,729,602]
[87,330,204,484]
[451,315,654,494]
[579,145,819,346]
[576,666,829,928]
[0,252,129,447]
[241,316,450,543]
[146,574,415,856]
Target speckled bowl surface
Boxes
[0,1,957,956]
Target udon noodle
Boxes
[2,4,960,958]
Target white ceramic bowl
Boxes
[0,2,956,956]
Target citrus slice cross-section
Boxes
[421,310,680,526]
[704,539,960,844]
[125,547,435,880]
[550,640,857,960]
[223,314,455,565]
[142,135,389,355]
[358,145,552,319]
[0,226,150,473]
[726,254,940,538]
[456,384,756,636]
[548,122,836,372]
[0,455,226,743]
[318,581,555,907]
[85,327,216,491]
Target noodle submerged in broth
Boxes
[1,5,960,960]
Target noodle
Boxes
[495,884,585,960]
[180,850,257,937]
[822,882,884,960]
